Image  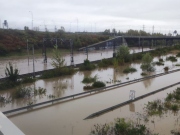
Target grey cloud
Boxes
[1,0,180,32]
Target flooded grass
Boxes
[123,67,137,73]
[144,87,180,116]
[90,118,158,135]
[40,67,75,79]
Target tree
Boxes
[173,30,177,36]
[103,29,110,35]
[112,28,117,35]
[116,45,131,64]
[51,45,65,69]
[24,26,29,31]
[141,53,154,72]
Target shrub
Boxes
[0,44,8,56]
[92,81,106,88]
[166,93,173,101]
[34,87,46,96]
[164,66,169,72]
[141,72,147,76]
[5,62,19,82]
[82,75,98,84]
[91,118,157,135]
[166,56,177,62]
[40,67,75,79]
[98,58,112,67]
[116,45,131,64]
[141,53,155,72]
[13,85,32,99]
[155,61,164,66]
[0,81,18,91]
[83,86,93,90]
[123,67,137,73]
[79,59,96,71]
[21,76,35,83]
[171,104,178,111]
[176,52,180,57]
[159,58,164,62]
[175,64,180,66]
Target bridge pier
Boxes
[138,37,140,48]
[142,39,144,53]
[151,39,154,49]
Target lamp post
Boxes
[29,11,33,30]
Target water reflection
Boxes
[1,54,180,112]
[129,103,135,112]
[143,78,154,88]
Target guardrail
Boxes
[0,50,151,81]
[84,82,180,119]
[3,68,180,115]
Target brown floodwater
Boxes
[9,75,180,135]
[0,47,151,78]
[1,49,180,135]
[1,53,180,112]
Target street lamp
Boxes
[29,11,33,30]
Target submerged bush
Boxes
[176,52,180,57]
[155,61,164,66]
[171,104,178,111]
[40,67,75,79]
[166,56,177,62]
[141,72,147,76]
[34,87,46,96]
[5,62,19,82]
[0,81,19,91]
[21,76,35,83]
[13,85,46,99]
[164,66,169,72]
[80,59,96,71]
[123,67,137,73]
[91,118,157,135]
[13,85,33,99]
[98,58,113,67]
[82,75,98,85]
[92,81,106,88]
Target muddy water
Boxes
[0,53,180,112]
[0,47,151,78]
[9,74,180,135]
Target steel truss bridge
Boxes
[78,36,180,56]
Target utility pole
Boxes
[152,25,154,35]
[77,18,78,32]
[32,44,35,78]
[27,39,30,66]
[70,39,74,66]
[86,47,88,60]
[29,11,33,30]
[143,25,145,31]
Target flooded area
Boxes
[9,77,180,135]
[0,52,180,112]
[0,47,151,78]
[1,47,180,135]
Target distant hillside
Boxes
[0,29,109,56]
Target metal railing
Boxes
[3,68,180,115]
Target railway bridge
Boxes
[78,36,180,56]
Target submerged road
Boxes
[9,70,180,135]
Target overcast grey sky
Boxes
[1,0,180,33]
